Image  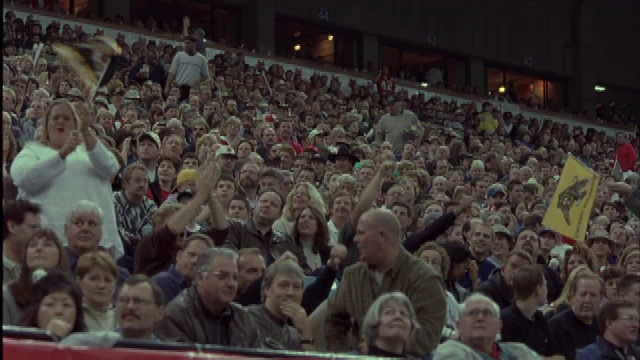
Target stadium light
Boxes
[594,85,606,92]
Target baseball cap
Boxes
[311,154,326,162]
[492,225,514,243]
[138,132,160,148]
[486,184,506,198]
[586,230,613,248]
[215,146,237,159]
[538,227,557,238]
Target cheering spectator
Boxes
[134,156,228,277]
[325,208,446,356]
[155,248,260,347]
[10,100,123,258]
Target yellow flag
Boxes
[542,155,600,242]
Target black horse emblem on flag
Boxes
[556,177,590,226]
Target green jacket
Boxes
[325,248,447,357]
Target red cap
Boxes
[561,235,576,245]
[304,146,319,154]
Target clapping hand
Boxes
[59,130,82,159]
[72,102,92,133]
[196,153,221,196]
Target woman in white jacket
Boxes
[11,99,123,259]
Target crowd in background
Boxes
[2,7,640,360]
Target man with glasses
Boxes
[433,293,540,359]
[577,299,639,359]
[156,248,261,347]
[116,274,165,341]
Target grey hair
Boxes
[66,200,103,225]
[261,259,304,297]
[458,293,500,318]
[196,247,238,274]
[336,173,356,186]
[470,159,485,170]
[362,291,420,344]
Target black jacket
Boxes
[476,268,511,310]
[548,309,600,360]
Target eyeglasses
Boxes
[117,296,154,306]
[464,308,497,318]
[208,270,239,282]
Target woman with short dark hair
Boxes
[19,271,86,339]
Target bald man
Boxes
[325,208,447,357]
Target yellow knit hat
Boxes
[176,169,197,186]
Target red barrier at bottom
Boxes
[2,338,247,359]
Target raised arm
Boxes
[404,196,473,253]
[166,155,218,234]
[350,161,395,226]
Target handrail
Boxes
[4,3,635,135]
[2,336,366,359]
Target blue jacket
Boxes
[577,336,640,360]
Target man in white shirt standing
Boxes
[164,36,209,102]
[375,98,423,158]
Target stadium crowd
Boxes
[2,7,640,360]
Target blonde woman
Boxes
[10,99,123,258]
[94,108,115,134]
[543,265,593,318]
[272,182,325,236]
